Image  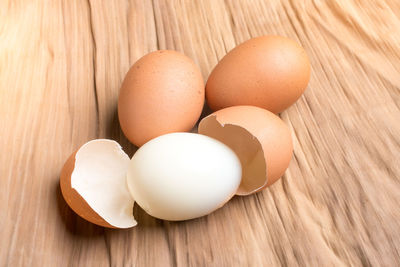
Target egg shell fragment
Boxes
[60,139,137,228]
[126,133,242,221]
[118,50,205,147]
[198,106,293,195]
[206,35,311,113]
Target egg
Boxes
[60,139,136,228]
[126,132,242,221]
[198,105,293,195]
[206,35,311,114]
[118,50,205,147]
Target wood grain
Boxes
[1,0,400,266]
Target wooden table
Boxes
[1,0,400,266]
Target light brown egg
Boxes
[60,139,137,228]
[198,105,293,195]
[206,35,311,114]
[118,50,205,147]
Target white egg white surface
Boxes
[127,132,242,221]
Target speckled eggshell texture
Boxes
[206,35,311,114]
[118,50,205,147]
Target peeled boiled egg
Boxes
[198,105,293,195]
[206,35,311,113]
[60,139,136,228]
[118,50,205,147]
[126,133,242,221]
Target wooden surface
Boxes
[1,0,400,266]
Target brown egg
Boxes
[118,50,205,147]
[206,35,311,114]
[198,106,293,195]
[60,139,137,228]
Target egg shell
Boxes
[206,35,311,113]
[60,140,136,228]
[198,105,293,195]
[60,151,114,228]
[126,133,242,221]
[118,50,205,147]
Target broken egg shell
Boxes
[60,151,114,228]
[60,139,136,229]
[198,105,293,195]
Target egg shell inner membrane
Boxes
[198,116,267,195]
[71,140,137,228]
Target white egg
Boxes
[126,132,242,221]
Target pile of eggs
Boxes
[60,35,311,228]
